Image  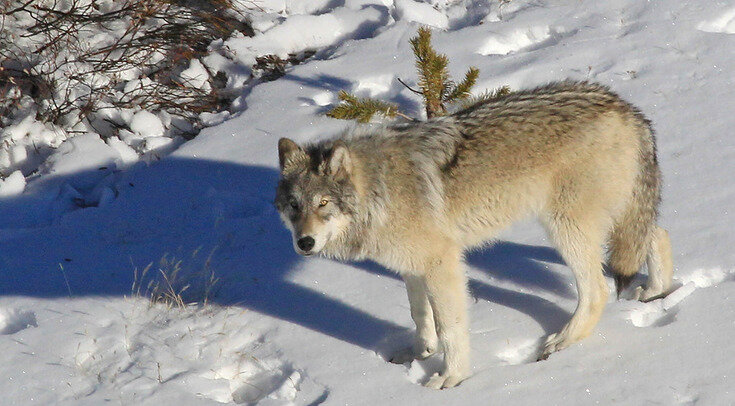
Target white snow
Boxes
[179,59,212,92]
[130,111,166,138]
[226,6,387,66]
[394,0,450,30]
[0,113,65,174]
[1,0,735,405]
[106,136,140,166]
[697,8,735,33]
[40,133,121,180]
[0,307,37,335]
[477,26,554,55]
[0,170,26,197]
[141,136,175,153]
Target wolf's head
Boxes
[274,138,357,256]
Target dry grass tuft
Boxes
[131,248,220,309]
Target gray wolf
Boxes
[274,80,673,389]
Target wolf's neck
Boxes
[351,152,389,230]
[321,153,388,261]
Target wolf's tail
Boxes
[608,119,673,298]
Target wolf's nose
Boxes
[297,236,315,252]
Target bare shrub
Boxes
[252,50,316,82]
[0,0,251,136]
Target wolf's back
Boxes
[450,81,665,290]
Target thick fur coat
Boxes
[275,81,673,389]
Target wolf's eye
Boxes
[319,199,329,207]
[289,199,299,209]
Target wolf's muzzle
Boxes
[297,236,315,253]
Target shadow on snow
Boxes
[0,155,570,350]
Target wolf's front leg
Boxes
[423,247,470,389]
[390,275,438,364]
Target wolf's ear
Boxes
[327,140,352,179]
[278,138,306,173]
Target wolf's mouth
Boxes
[295,248,314,257]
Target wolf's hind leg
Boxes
[540,214,609,360]
[634,226,674,302]
[422,245,470,389]
[389,275,438,364]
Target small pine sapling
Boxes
[409,26,480,118]
[326,91,399,123]
[327,26,508,122]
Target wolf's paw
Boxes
[632,279,685,302]
[389,344,436,364]
[424,372,466,389]
[633,286,667,302]
[537,332,570,361]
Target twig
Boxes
[396,77,423,95]
[5,0,35,15]
[395,111,418,122]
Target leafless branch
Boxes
[1,0,251,135]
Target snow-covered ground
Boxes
[1,0,735,404]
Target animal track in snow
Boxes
[0,308,37,335]
[628,298,681,328]
[404,355,444,386]
[628,282,695,328]
[496,338,544,365]
[53,301,322,405]
[477,26,567,56]
[697,9,735,34]
[679,267,732,288]
[627,268,733,328]
[199,358,302,404]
